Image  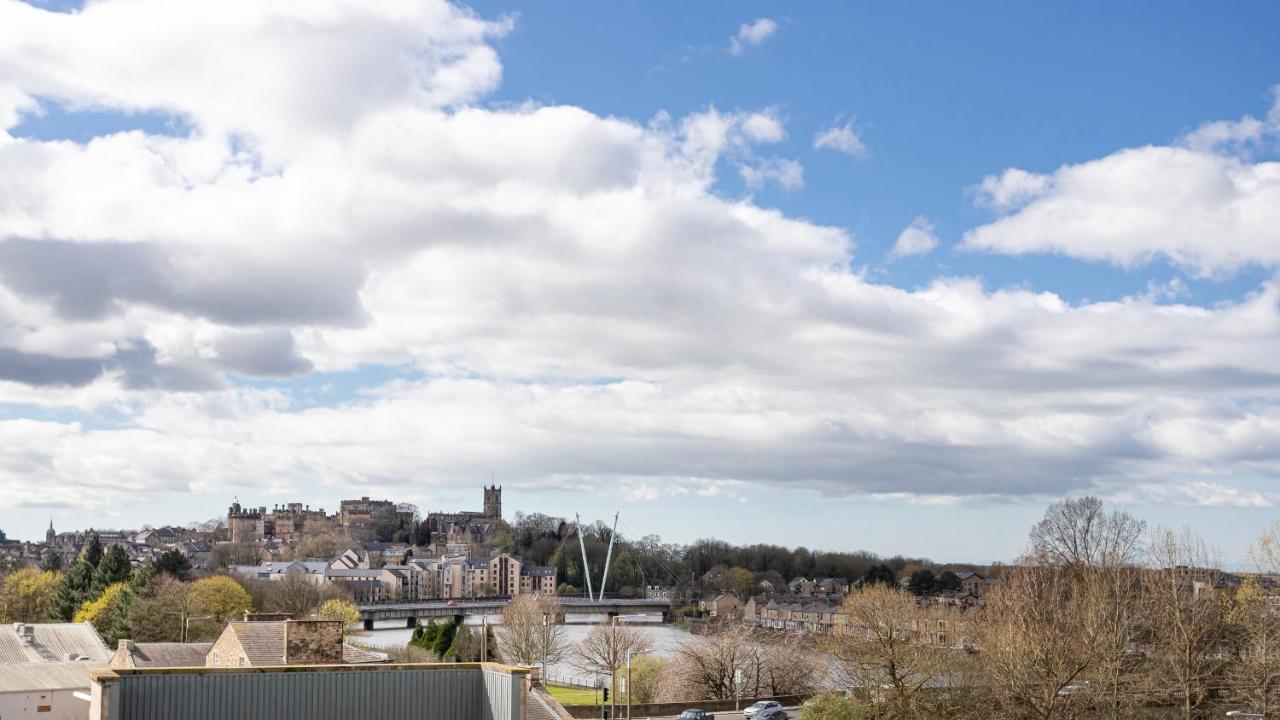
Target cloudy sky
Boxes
[1,0,1279,562]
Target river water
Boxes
[359,620,695,684]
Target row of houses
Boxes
[232,548,557,602]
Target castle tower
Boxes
[483,485,502,520]
[227,500,265,545]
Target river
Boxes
[358,620,696,684]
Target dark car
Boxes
[678,710,714,720]
[756,708,789,720]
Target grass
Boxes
[546,683,603,706]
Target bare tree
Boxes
[497,594,569,674]
[823,583,952,719]
[978,566,1095,720]
[1028,497,1146,570]
[668,622,758,701]
[1141,527,1227,720]
[265,570,322,618]
[1078,564,1145,720]
[571,622,652,720]
[1225,577,1280,717]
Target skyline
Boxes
[2,0,1280,562]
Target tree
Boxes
[291,531,352,561]
[497,594,569,673]
[823,583,950,718]
[571,623,652,720]
[861,563,895,587]
[1142,527,1227,720]
[978,566,1095,720]
[265,570,321,618]
[935,571,962,594]
[1027,497,1145,570]
[187,576,252,636]
[128,574,194,642]
[46,552,63,572]
[74,581,134,645]
[92,544,133,594]
[1225,577,1280,717]
[907,568,937,596]
[0,568,61,623]
[798,693,872,720]
[664,622,756,701]
[318,598,362,632]
[49,559,95,621]
[153,549,193,581]
[210,542,261,569]
[82,534,104,569]
[627,655,667,704]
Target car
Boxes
[446,600,458,607]
[744,701,781,720]
[678,710,713,720]
[756,708,788,720]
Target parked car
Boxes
[756,708,789,720]
[744,701,781,720]
[678,710,713,720]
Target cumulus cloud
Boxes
[729,18,778,56]
[1,0,1280,518]
[813,119,868,158]
[889,216,939,259]
[964,91,1280,277]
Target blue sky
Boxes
[2,0,1280,564]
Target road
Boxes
[598,706,804,720]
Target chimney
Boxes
[18,624,34,644]
[117,639,137,651]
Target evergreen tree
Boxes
[82,535,104,569]
[907,568,937,596]
[861,562,896,587]
[935,570,962,594]
[153,549,193,581]
[49,559,94,621]
[46,552,63,572]
[91,545,133,595]
[432,618,457,656]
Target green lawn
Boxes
[545,684,603,706]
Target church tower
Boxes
[483,485,502,520]
[46,519,55,545]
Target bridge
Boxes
[356,597,673,630]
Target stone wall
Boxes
[284,620,343,664]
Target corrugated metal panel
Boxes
[0,622,111,663]
[102,665,527,720]
[0,661,100,692]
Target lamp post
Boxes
[481,614,488,663]
[626,650,633,720]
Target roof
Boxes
[225,622,286,666]
[342,644,389,664]
[522,566,555,577]
[125,642,212,668]
[0,661,100,692]
[0,622,112,664]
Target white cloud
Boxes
[889,216,939,259]
[813,119,868,159]
[739,158,803,191]
[729,18,778,56]
[741,109,786,144]
[963,92,1280,277]
[1,0,1280,518]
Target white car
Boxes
[743,701,781,720]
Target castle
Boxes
[227,486,503,546]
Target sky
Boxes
[1,0,1280,564]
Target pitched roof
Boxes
[225,622,286,666]
[0,622,111,664]
[342,644,389,664]
[125,642,212,668]
[0,660,100,692]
